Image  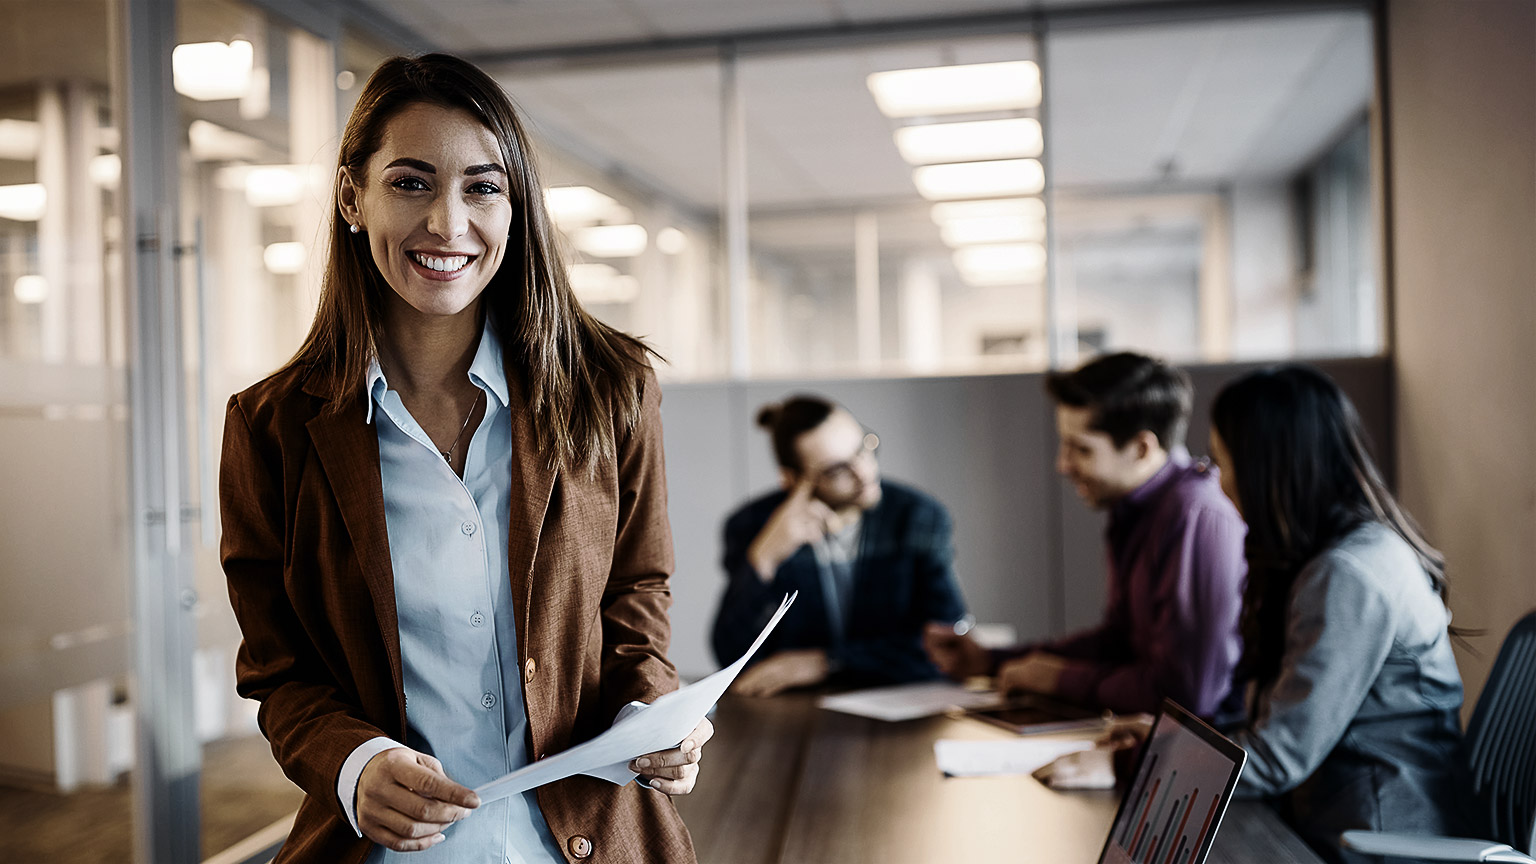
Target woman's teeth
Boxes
[410,252,469,272]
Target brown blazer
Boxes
[219,358,696,864]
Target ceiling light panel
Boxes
[172,40,254,102]
[867,60,1041,118]
[912,159,1044,200]
[940,215,1045,246]
[893,118,1042,165]
[931,198,1047,224]
[0,184,47,221]
[572,223,648,258]
[544,185,630,230]
[953,243,1046,286]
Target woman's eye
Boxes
[468,181,502,196]
[390,176,429,191]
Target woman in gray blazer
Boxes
[1208,365,1465,864]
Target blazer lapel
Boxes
[502,362,558,657]
[303,383,406,724]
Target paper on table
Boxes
[474,591,797,804]
[933,737,1095,778]
[817,680,1006,722]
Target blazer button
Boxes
[524,657,537,683]
[568,835,592,859]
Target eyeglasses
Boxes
[812,431,880,487]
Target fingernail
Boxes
[431,834,445,845]
[467,795,481,808]
[636,757,651,768]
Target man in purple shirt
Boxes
[925,353,1246,718]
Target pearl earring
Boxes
[349,223,360,234]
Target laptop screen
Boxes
[1098,700,1247,864]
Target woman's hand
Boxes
[629,717,714,795]
[357,748,480,851]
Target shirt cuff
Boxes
[613,700,648,725]
[338,736,408,837]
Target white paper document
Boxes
[933,737,1095,778]
[816,680,1006,722]
[474,592,797,804]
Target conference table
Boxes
[673,693,1325,864]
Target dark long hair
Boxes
[282,53,655,472]
[1211,365,1448,684]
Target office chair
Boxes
[1342,610,1536,863]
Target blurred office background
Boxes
[0,0,1531,861]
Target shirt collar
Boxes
[364,316,509,425]
[1114,445,1192,515]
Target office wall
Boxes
[661,357,1391,681]
[1386,0,1536,713]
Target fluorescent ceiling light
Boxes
[13,275,48,304]
[545,185,627,229]
[940,215,1044,246]
[953,243,1046,286]
[931,198,1046,224]
[173,40,254,102]
[189,120,264,162]
[656,227,688,255]
[0,183,47,221]
[90,154,121,188]
[0,119,40,160]
[867,60,1040,118]
[572,223,648,258]
[568,262,640,305]
[893,118,1042,165]
[263,242,306,275]
[220,165,323,208]
[913,159,1043,200]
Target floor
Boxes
[0,734,303,864]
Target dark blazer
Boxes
[711,481,966,686]
[219,359,694,864]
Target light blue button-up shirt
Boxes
[361,319,564,864]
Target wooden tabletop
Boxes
[674,694,1324,864]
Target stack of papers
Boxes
[817,680,1006,722]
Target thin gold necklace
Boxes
[441,389,484,463]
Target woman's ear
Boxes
[778,467,799,491]
[337,167,363,228]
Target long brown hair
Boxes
[284,53,656,472]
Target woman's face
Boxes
[1208,426,1242,517]
[339,102,514,324]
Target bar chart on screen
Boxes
[1098,703,1245,864]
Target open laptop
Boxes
[1098,699,1247,864]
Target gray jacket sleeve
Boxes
[1231,548,1397,797]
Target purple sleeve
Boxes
[1053,505,1246,715]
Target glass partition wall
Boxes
[491,4,1381,381]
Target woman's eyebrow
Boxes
[383,157,436,173]
[465,163,506,176]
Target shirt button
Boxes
[524,657,537,683]
[461,521,476,536]
[568,835,592,859]
[470,611,485,627]
[481,692,496,709]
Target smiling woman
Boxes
[218,54,705,864]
